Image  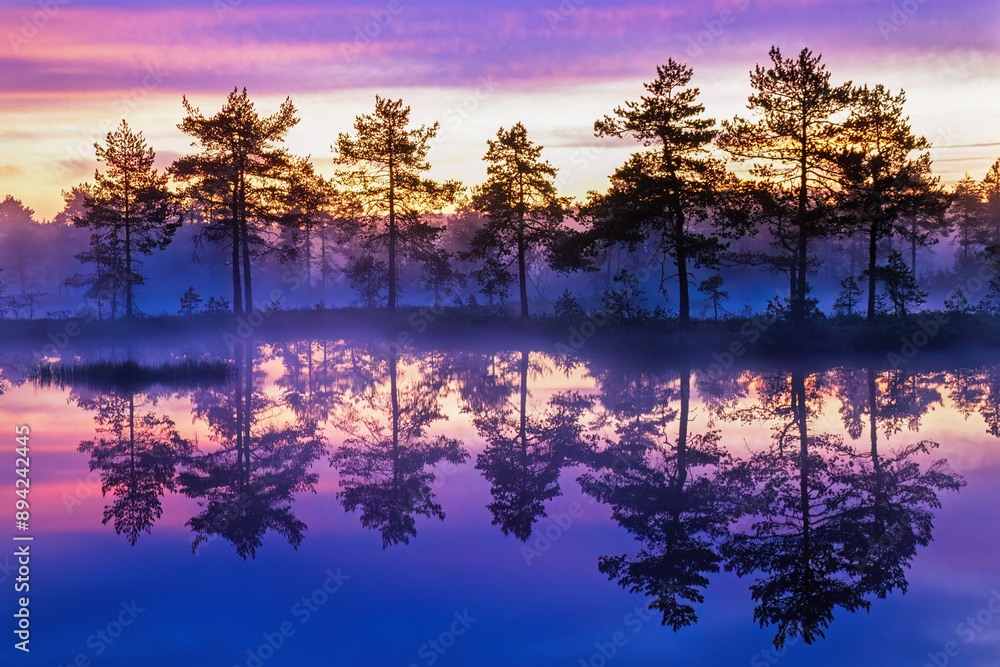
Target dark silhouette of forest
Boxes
[1,46,999,332]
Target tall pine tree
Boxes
[334,96,460,311]
[584,60,732,329]
[171,88,299,315]
[718,47,852,326]
[75,121,177,319]
[835,85,945,320]
[469,123,567,318]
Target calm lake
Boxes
[3,337,999,666]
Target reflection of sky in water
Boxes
[3,343,1000,666]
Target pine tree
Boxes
[73,121,177,319]
[948,175,985,267]
[171,88,299,315]
[833,276,864,316]
[697,273,729,321]
[981,159,1000,247]
[469,123,567,318]
[179,286,203,316]
[863,251,926,315]
[835,85,946,320]
[586,60,732,329]
[718,47,852,327]
[279,157,357,294]
[420,249,464,308]
[334,96,460,311]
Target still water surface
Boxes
[2,339,999,666]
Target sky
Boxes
[0,0,998,220]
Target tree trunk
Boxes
[240,174,253,314]
[387,138,397,313]
[793,370,811,561]
[234,340,245,478]
[231,199,243,316]
[390,351,399,450]
[241,215,253,313]
[243,340,253,487]
[677,366,690,488]
[793,117,809,328]
[517,213,528,319]
[676,220,690,329]
[518,349,528,450]
[320,223,329,294]
[304,223,311,290]
[868,367,879,461]
[867,217,878,320]
[125,195,133,320]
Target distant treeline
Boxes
[0,46,998,327]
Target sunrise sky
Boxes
[1,0,997,221]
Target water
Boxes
[2,338,999,666]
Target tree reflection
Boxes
[471,350,593,541]
[330,349,468,548]
[580,367,731,630]
[722,370,869,647]
[77,390,192,545]
[944,366,1000,437]
[838,367,965,600]
[271,339,349,426]
[723,369,963,648]
[180,341,324,559]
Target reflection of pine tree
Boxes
[180,341,324,559]
[839,368,964,600]
[722,369,962,648]
[472,350,592,541]
[331,351,467,548]
[272,340,349,426]
[581,367,731,631]
[722,371,867,647]
[77,391,192,545]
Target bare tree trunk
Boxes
[867,218,878,320]
[517,215,528,319]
